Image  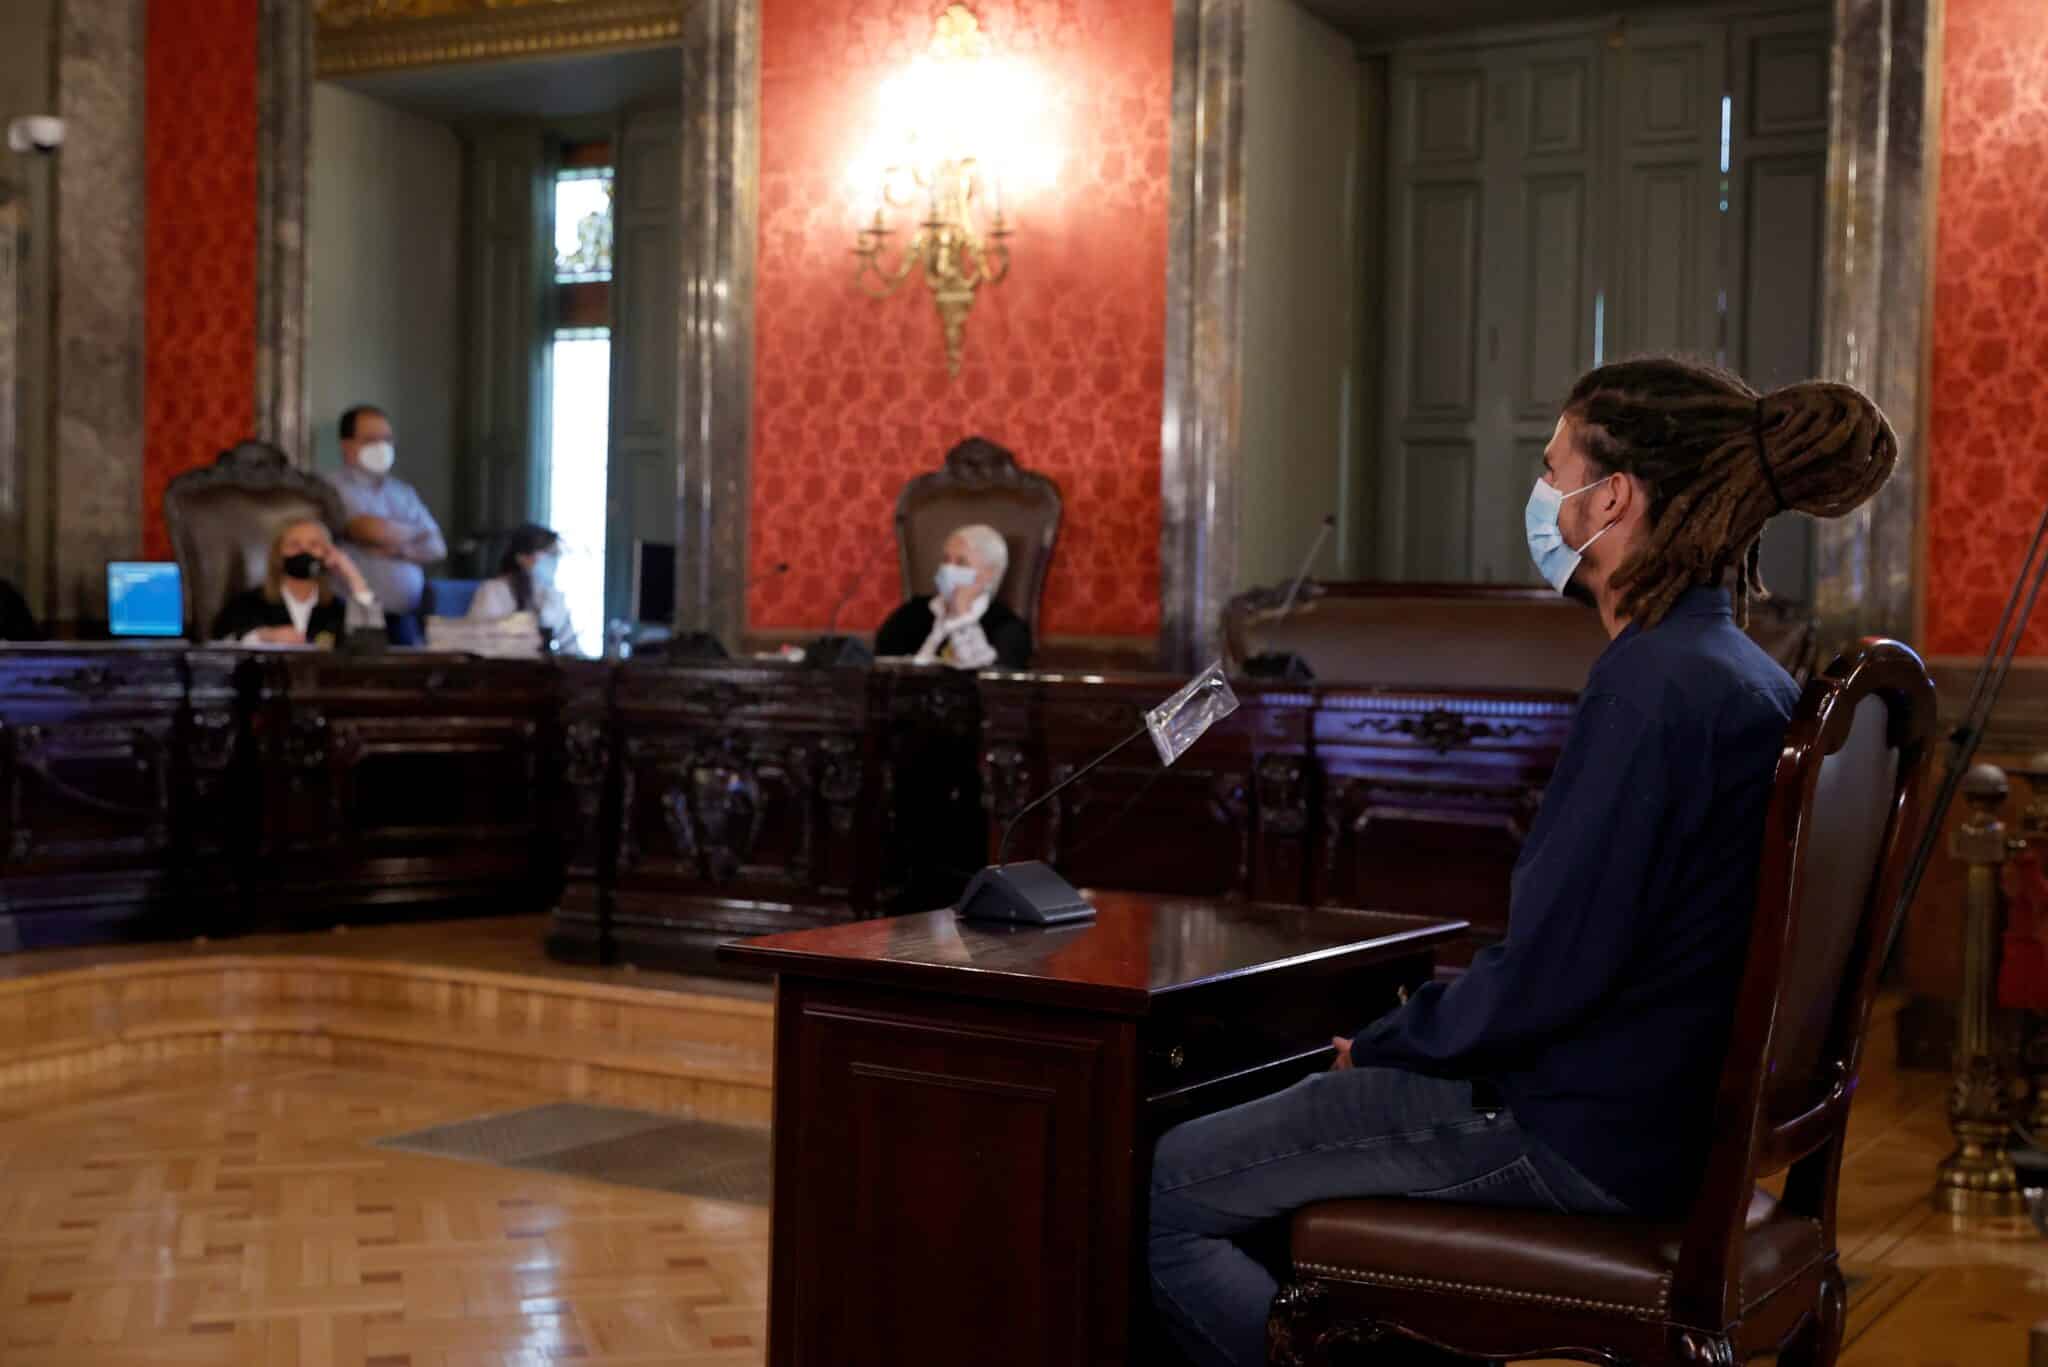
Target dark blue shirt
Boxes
[1352,586,1799,1215]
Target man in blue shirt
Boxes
[326,404,447,645]
[1148,359,1899,1367]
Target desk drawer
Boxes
[1140,948,1434,1112]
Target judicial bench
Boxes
[0,584,1818,966]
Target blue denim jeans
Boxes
[1148,1066,1628,1367]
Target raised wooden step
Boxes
[0,949,775,1127]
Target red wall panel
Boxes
[1924,0,2048,655]
[141,0,260,561]
[748,0,1173,641]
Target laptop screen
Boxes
[107,561,184,638]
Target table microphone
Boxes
[1243,512,1334,681]
[956,668,1239,926]
[803,545,890,668]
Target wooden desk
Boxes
[723,892,1464,1367]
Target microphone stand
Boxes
[996,723,1150,866]
[1244,514,1334,680]
[1885,497,2048,964]
[804,549,888,668]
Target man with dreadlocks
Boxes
[1147,357,1898,1367]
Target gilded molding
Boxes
[314,0,685,76]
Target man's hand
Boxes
[249,626,306,645]
[345,514,403,552]
[1329,1036,1354,1071]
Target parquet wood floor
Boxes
[0,982,2040,1365]
[0,1059,767,1365]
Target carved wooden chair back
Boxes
[1673,637,1934,1327]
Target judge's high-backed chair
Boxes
[1268,637,1935,1367]
[895,436,1061,630]
[163,441,346,641]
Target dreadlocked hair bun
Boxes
[1565,357,1897,629]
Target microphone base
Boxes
[802,635,874,668]
[1243,651,1313,682]
[642,630,728,661]
[955,861,1095,926]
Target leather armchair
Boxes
[1224,582,1821,689]
[1268,639,1936,1367]
[895,436,1060,629]
[163,441,345,641]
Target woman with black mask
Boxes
[211,518,379,647]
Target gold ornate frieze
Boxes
[314,0,685,77]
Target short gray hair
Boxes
[953,523,1009,590]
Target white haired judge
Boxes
[874,523,1033,670]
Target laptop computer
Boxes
[107,561,184,638]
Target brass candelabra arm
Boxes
[852,225,924,298]
[979,226,1012,288]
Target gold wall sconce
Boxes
[848,5,1056,376]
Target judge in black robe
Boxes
[873,523,1032,670]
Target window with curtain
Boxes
[547,160,613,655]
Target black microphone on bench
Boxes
[1243,512,1334,682]
[803,546,888,668]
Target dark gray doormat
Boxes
[375,1102,771,1205]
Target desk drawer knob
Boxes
[1152,1045,1186,1072]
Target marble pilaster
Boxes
[674,0,759,644]
[52,0,146,621]
[257,0,312,464]
[1158,0,1248,673]
[1814,0,1936,649]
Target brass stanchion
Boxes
[1935,764,2024,1215]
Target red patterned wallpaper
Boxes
[141,0,260,560]
[748,0,1173,640]
[1924,0,2048,655]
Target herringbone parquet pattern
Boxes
[0,1060,767,1365]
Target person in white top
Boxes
[466,522,579,655]
[209,518,380,647]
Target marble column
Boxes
[0,0,55,598]
[1158,0,1248,673]
[1814,0,1936,649]
[674,0,759,644]
[51,0,147,622]
[257,0,312,464]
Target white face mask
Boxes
[531,553,559,588]
[1524,476,1614,593]
[934,563,979,599]
[356,441,395,475]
